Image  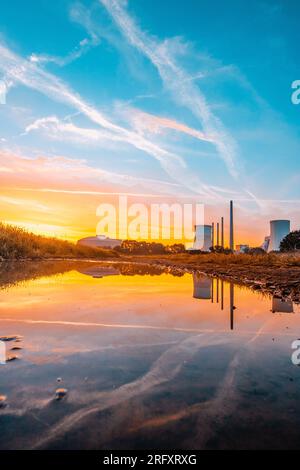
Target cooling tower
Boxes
[193,224,212,251]
[268,220,290,252]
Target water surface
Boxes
[0,261,299,450]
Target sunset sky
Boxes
[0,0,299,245]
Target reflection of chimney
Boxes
[193,274,212,299]
[230,282,234,330]
[272,297,294,313]
[221,217,224,248]
[230,201,234,251]
[221,280,224,310]
[216,278,219,303]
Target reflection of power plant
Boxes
[272,297,294,313]
[77,266,120,279]
[193,275,235,329]
[193,274,212,299]
[192,274,296,329]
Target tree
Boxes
[280,231,300,252]
[245,247,266,255]
[210,245,232,254]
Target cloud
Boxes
[0,42,224,198]
[29,3,101,66]
[120,106,216,143]
[0,149,183,196]
[29,37,97,67]
[0,77,13,104]
[24,116,124,145]
[99,0,240,179]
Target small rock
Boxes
[6,355,19,362]
[10,346,22,351]
[0,336,22,342]
[55,388,68,400]
[56,377,62,383]
[0,395,7,408]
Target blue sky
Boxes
[0,0,299,243]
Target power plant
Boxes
[191,200,292,253]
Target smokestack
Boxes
[221,217,224,248]
[212,222,215,249]
[217,222,219,246]
[230,200,234,251]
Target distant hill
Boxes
[0,223,118,260]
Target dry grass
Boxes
[145,252,300,267]
[0,223,118,260]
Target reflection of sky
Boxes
[1,266,300,449]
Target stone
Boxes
[55,388,68,400]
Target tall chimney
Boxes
[230,200,234,251]
[212,222,215,249]
[221,217,224,248]
[217,222,219,246]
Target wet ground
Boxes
[0,261,300,449]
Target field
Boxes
[0,223,118,260]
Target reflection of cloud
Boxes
[33,333,230,449]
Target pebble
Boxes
[0,395,7,408]
[0,336,22,342]
[55,388,68,400]
[6,355,19,362]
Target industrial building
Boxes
[236,244,249,254]
[77,234,122,249]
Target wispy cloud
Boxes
[0,150,182,196]
[29,3,101,66]
[99,0,240,179]
[118,106,216,144]
[29,38,98,67]
[0,42,224,198]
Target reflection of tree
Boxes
[115,263,184,277]
[0,260,186,289]
[0,260,86,289]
